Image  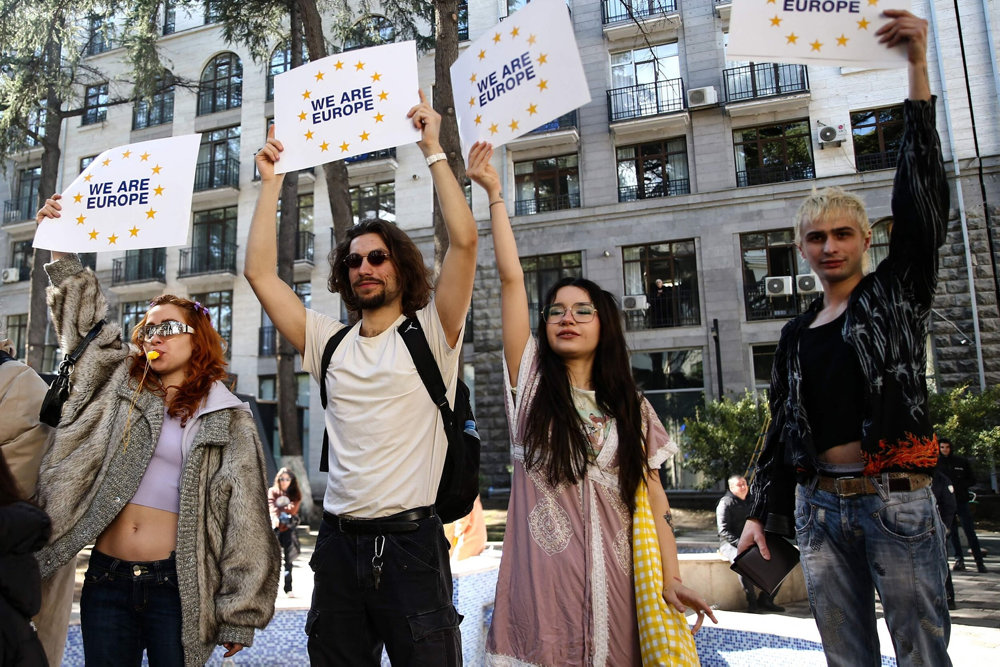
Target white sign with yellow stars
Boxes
[33,134,200,252]
[450,0,590,152]
[272,41,421,173]
[727,0,909,68]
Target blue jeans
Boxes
[80,549,184,666]
[795,482,951,667]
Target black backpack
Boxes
[318,316,480,523]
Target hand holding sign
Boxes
[407,89,445,157]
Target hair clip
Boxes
[193,301,211,318]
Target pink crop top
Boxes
[130,409,184,514]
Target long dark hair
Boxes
[522,277,648,512]
[273,467,302,503]
[0,449,24,506]
[328,219,433,317]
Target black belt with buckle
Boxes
[816,472,932,497]
[323,506,435,534]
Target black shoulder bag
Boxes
[39,320,105,427]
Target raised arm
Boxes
[245,127,307,354]
[466,142,530,384]
[407,90,478,347]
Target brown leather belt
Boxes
[816,472,932,498]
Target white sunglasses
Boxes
[140,320,195,341]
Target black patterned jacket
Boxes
[748,98,950,530]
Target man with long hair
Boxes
[247,91,477,664]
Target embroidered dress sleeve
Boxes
[502,336,540,459]
[641,397,676,469]
[884,97,949,305]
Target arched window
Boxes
[344,15,395,51]
[267,41,309,101]
[198,53,242,115]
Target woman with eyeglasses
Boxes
[29,195,280,667]
[268,468,302,596]
[467,144,715,665]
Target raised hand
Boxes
[466,142,501,201]
[255,125,285,183]
[407,89,443,156]
[36,193,62,222]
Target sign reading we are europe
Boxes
[727,0,910,69]
[272,41,421,173]
[450,0,590,152]
[33,134,200,253]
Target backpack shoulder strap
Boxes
[318,324,353,473]
[397,317,453,424]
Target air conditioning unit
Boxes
[687,86,718,108]
[1,267,21,283]
[764,276,793,297]
[816,123,846,147]
[796,273,822,294]
[623,294,648,310]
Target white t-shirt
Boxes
[302,301,462,518]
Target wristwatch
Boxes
[425,152,447,167]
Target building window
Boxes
[4,314,28,359]
[190,290,232,354]
[631,347,704,445]
[163,0,176,35]
[113,248,166,285]
[604,0,677,23]
[851,105,904,172]
[514,154,580,215]
[85,14,113,56]
[504,0,529,18]
[740,229,813,321]
[345,15,395,50]
[458,1,469,40]
[608,43,682,121]
[196,126,240,190]
[350,182,395,224]
[4,166,40,223]
[267,41,308,101]
[198,53,243,115]
[120,300,149,342]
[616,138,689,202]
[520,251,583,329]
[82,83,109,125]
[25,105,46,147]
[79,253,97,271]
[257,373,310,459]
[733,119,814,187]
[9,240,33,282]
[41,322,61,373]
[133,76,175,130]
[80,156,96,172]
[622,240,700,330]
[204,0,223,23]
[294,281,312,309]
[751,343,777,391]
[186,206,238,276]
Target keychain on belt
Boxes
[372,535,385,591]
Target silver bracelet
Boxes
[425,152,447,167]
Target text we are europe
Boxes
[783,0,862,11]
[86,179,151,209]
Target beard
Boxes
[357,289,387,310]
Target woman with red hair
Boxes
[32,195,279,666]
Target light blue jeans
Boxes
[795,482,952,667]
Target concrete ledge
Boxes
[678,552,807,611]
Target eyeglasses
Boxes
[343,249,391,269]
[543,303,597,324]
[140,320,195,340]
[277,476,292,482]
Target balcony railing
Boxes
[344,147,397,164]
[3,196,36,224]
[607,78,685,123]
[602,0,677,24]
[856,151,898,172]
[723,63,808,103]
[177,242,238,277]
[618,178,690,202]
[194,158,239,191]
[112,250,166,286]
[514,192,580,216]
[528,111,577,135]
[624,287,700,331]
[259,326,276,356]
[736,163,814,187]
[295,231,315,263]
[744,282,817,321]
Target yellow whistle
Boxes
[146,350,160,360]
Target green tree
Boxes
[930,384,1000,485]
[681,391,770,489]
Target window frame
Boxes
[616,137,690,202]
[851,104,904,172]
[197,53,243,116]
[513,154,581,216]
[82,82,109,125]
[733,118,815,187]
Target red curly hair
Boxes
[127,295,228,425]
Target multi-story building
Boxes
[2,1,998,494]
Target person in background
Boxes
[269,467,303,596]
[444,495,487,561]
[938,437,988,573]
[717,475,783,613]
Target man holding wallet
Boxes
[738,10,952,667]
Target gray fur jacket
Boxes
[34,256,280,666]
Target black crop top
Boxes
[799,312,865,453]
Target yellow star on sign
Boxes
[474,114,482,125]
[335,60,344,70]
[154,185,164,195]
[305,130,314,140]
[122,150,131,158]
[509,119,519,131]
[302,89,311,100]
[373,112,384,123]
[770,15,782,27]
[73,193,82,203]
[129,226,140,237]
[786,33,799,44]
[868,0,879,5]
[320,141,330,152]
[371,72,382,82]
[528,34,536,45]
[510,27,520,38]
[89,229,99,240]
[469,96,476,107]
[298,111,307,121]
[837,34,849,46]
[470,73,477,84]
[102,158,111,166]
[340,141,350,152]
[527,104,538,115]
[537,79,548,91]
[355,61,365,71]
[493,32,501,44]
[857,18,870,30]
[489,123,499,135]
[378,91,388,101]
[767,0,776,3]
[360,131,370,141]
[140,152,150,161]
[146,208,157,219]
[315,71,325,81]
[76,214,86,225]
[152,165,162,174]
[810,40,823,52]
[478,49,486,60]
[107,234,118,245]
[538,54,548,65]
[84,174,93,182]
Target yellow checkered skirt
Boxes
[632,481,700,666]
